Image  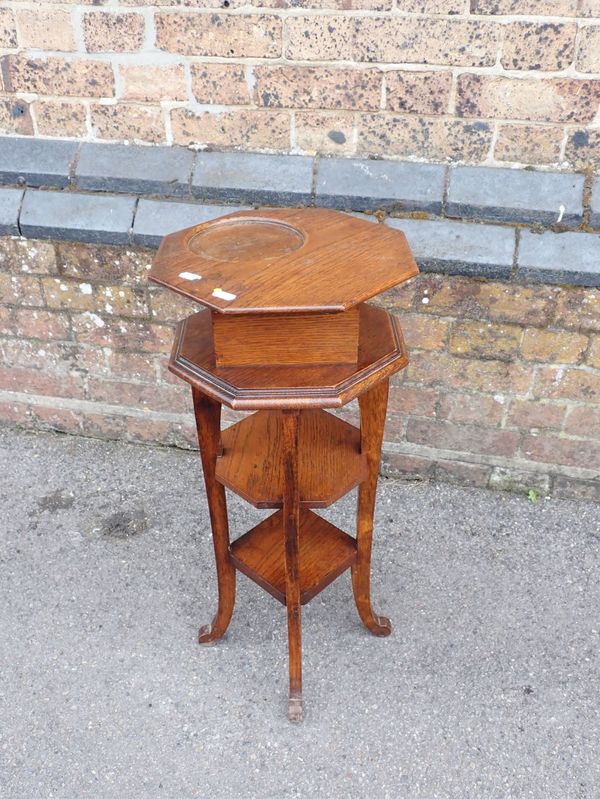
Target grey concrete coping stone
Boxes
[517,230,600,286]
[316,157,445,214]
[591,178,600,229]
[191,152,313,205]
[20,190,137,246]
[387,217,516,279]
[75,143,194,197]
[0,137,78,189]
[447,166,585,226]
[0,187,24,235]
[133,199,249,248]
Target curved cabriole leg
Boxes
[352,379,392,637]
[192,387,236,645]
[281,410,303,722]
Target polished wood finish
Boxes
[216,409,367,508]
[212,307,359,367]
[150,208,418,315]
[353,379,392,637]
[230,509,357,605]
[192,388,236,644]
[170,303,408,410]
[151,207,418,721]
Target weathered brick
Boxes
[171,108,290,150]
[56,242,152,284]
[407,417,520,457]
[406,351,532,395]
[565,129,600,170]
[33,101,87,139]
[0,273,43,306]
[494,125,562,166]
[587,337,600,368]
[294,111,356,155]
[437,392,505,426]
[121,64,187,102]
[533,366,600,403]
[30,406,82,434]
[400,314,448,350]
[415,275,558,327]
[449,320,522,362]
[6,308,71,340]
[435,459,491,488]
[400,0,464,10]
[0,99,34,137]
[553,287,600,333]
[457,75,600,124]
[286,16,498,66]
[471,0,577,13]
[1,339,80,373]
[388,385,438,416]
[564,406,600,439]
[507,399,566,431]
[156,13,281,58]
[87,377,189,414]
[41,277,149,318]
[107,351,156,382]
[71,313,173,353]
[357,115,492,161]
[16,8,74,51]
[579,0,600,17]
[81,412,126,440]
[523,433,600,469]
[501,23,576,71]
[577,25,600,72]
[90,104,165,145]
[553,475,600,502]
[380,451,434,479]
[83,12,145,52]
[0,365,84,398]
[1,55,114,98]
[386,71,452,115]
[0,8,16,48]
[0,400,30,427]
[191,63,250,105]
[488,467,550,496]
[254,66,381,111]
[0,237,58,276]
[521,329,588,364]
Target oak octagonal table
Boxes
[149,208,419,721]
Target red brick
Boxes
[171,108,290,150]
[56,242,152,284]
[523,433,600,469]
[588,337,600,368]
[563,406,600,439]
[553,288,600,333]
[380,451,434,479]
[149,289,197,324]
[0,400,30,426]
[8,308,71,341]
[83,12,145,52]
[126,416,173,445]
[1,55,114,97]
[449,320,522,362]
[388,385,438,416]
[0,273,44,306]
[156,13,282,58]
[501,22,576,71]
[400,314,448,351]
[507,399,567,431]
[437,393,505,426]
[521,328,588,364]
[0,366,85,399]
[383,413,407,441]
[81,412,126,440]
[0,7,16,48]
[107,351,156,382]
[533,367,600,404]
[0,237,58,276]
[406,351,532,396]
[87,378,189,414]
[254,65,381,111]
[435,459,491,488]
[191,63,250,105]
[1,338,79,373]
[72,314,173,353]
[406,417,520,457]
[30,406,82,435]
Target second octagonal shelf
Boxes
[216,408,367,508]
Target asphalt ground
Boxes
[1,426,600,799]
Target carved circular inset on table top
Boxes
[188,218,305,262]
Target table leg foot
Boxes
[288,694,304,723]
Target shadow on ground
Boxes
[1,427,599,799]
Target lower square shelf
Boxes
[230,509,357,605]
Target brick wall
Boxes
[1,234,599,502]
[0,2,598,169]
